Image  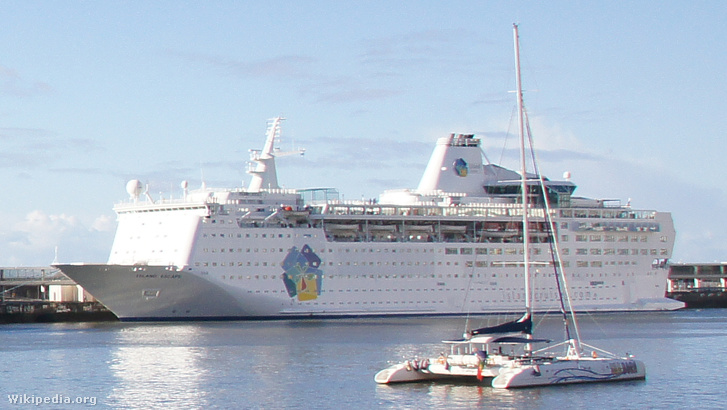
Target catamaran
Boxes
[375,24,647,388]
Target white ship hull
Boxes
[56,213,680,321]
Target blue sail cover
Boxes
[491,336,551,344]
[471,313,532,336]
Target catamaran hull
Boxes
[375,363,450,384]
[491,358,646,388]
[374,361,500,384]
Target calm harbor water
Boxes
[1,309,725,409]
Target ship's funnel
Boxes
[416,134,486,195]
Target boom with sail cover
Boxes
[471,313,532,336]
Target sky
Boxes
[1,1,726,266]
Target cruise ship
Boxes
[55,117,683,320]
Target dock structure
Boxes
[667,263,727,308]
[0,267,115,323]
[1,267,78,301]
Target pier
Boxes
[667,263,727,308]
[0,267,116,323]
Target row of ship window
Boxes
[569,234,668,243]
[197,259,647,269]
[201,231,669,244]
[207,209,655,224]
[558,210,655,219]
[198,246,667,256]
[293,296,615,306]
[218,272,634,281]
[239,288,614,302]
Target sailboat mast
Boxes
[513,24,531,319]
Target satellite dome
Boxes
[126,179,143,198]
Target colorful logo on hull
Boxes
[281,245,323,301]
[453,158,468,177]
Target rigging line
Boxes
[523,107,583,349]
[497,104,518,167]
[523,108,570,333]
[479,146,493,166]
[461,219,491,333]
[577,308,611,339]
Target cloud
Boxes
[91,214,114,232]
[289,136,431,170]
[0,64,53,98]
[168,30,486,105]
[0,210,113,265]
[309,85,404,104]
[176,48,406,104]
[0,128,104,171]
[170,51,316,81]
[359,28,484,72]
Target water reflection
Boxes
[107,325,208,409]
[375,381,542,408]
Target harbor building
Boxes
[667,263,727,308]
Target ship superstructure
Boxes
[55,118,682,320]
